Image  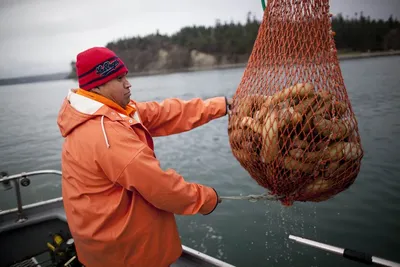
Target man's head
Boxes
[76,47,132,108]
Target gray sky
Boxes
[0,0,399,79]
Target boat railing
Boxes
[0,170,63,223]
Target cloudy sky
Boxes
[0,0,399,79]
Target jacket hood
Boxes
[57,89,138,148]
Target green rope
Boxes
[261,0,266,11]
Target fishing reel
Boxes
[47,231,83,267]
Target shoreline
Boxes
[336,50,400,60]
[125,50,400,78]
[1,50,399,86]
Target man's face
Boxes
[95,73,132,108]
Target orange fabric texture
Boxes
[76,88,136,116]
[57,89,227,267]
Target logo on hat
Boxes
[96,59,120,77]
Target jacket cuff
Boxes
[224,96,228,115]
[203,188,219,215]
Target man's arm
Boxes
[135,97,229,137]
[98,122,220,215]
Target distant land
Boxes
[0,72,70,86]
[1,11,399,87]
[66,11,400,80]
[1,50,399,87]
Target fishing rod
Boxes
[289,235,400,267]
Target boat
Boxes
[0,170,236,267]
[2,170,399,267]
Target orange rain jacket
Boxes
[56,89,228,267]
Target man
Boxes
[56,47,232,267]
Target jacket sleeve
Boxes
[97,122,219,215]
[135,97,227,137]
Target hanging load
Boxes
[228,0,364,206]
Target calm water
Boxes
[1,56,399,267]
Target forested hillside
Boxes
[68,12,400,78]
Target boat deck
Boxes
[0,198,231,267]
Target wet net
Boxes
[228,0,364,206]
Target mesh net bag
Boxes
[228,0,364,206]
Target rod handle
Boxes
[344,248,373,265]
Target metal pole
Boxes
[289,235,400,267]
[12,178,27,223]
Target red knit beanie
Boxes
[76,47,129,90]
